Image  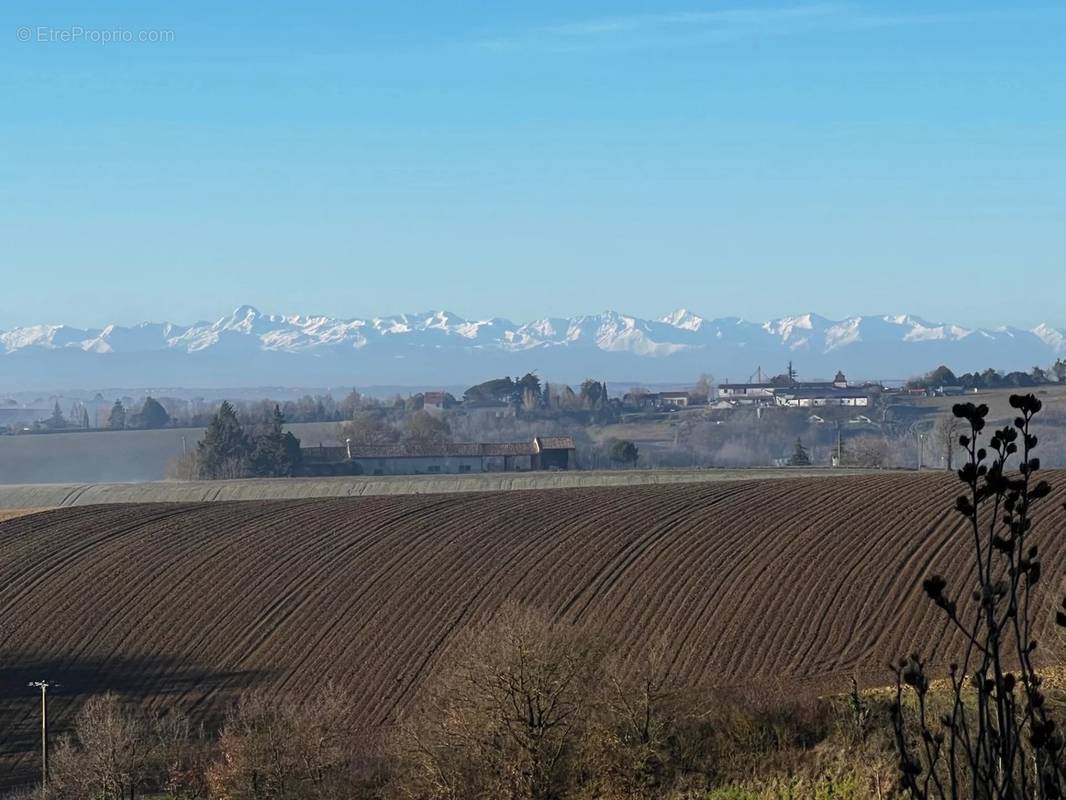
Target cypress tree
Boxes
[139,397,170,429]
[251,405,301,477]
[47,402,66,429]
[197,401,250,479]
[108,400,127,430]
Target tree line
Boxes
[168,402,302,480]
[908,361,1066,391]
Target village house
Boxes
[421,391,453,411]
[716,383,778,404]
[657,391,691,408]
[622,390,695,410]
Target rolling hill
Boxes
[1,474,1065,783]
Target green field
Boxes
[908,384,1066,423]
[0,421,340,484]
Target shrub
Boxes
[891,395,1066,797]
[391,605,600,800]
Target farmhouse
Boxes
[300,435,575,476]
[421,391,452,411]
[717,383,778,403]
[622,390,691,410]
[657,391,691,408]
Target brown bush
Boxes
[46,693,201,800]
[207,681,360,800]
[578,637,705,799]
[391,604,600,800]
[165,450,201,480]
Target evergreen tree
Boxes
[251,406,302,477]
[463,377,517,404]
[789,437,811,467]
[139,396,170,429]
[196,401,250,479]
[108,400,127,430]
[608,439,639,468]
[579,379,607,410]
[47,401,66,429]
[514,372,542,405]
[907,364,958,389]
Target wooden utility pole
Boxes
[28,680,56,785]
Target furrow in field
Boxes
[2,473,1066,788]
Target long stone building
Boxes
[300,436,576,476]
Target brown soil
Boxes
[0,509,49,522]
[1,473,1064,783]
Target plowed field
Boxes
[2,473,1065,784]
[0,510,47,523]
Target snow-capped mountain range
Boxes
[1,306,1063,390]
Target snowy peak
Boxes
[1,306,1064,388]
[661,308,705,331]
[1034,323,1066,350]
[2,307,1063,359]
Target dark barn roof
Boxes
[303,436,576,462]
[778,387,870,399]
[535,435,576,451]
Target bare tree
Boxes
[339,409,398,446]
[401,411,450,447]
[689,373,714,404]
[48,694,152,800]
[581,636,697,799]
[931,412,964,470]
[394,605,599,800]
[843,436,889,468]
[164,450,201,481]
[206,683,357,800]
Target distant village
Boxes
[3,360,1061,437]
[4,360,1065,479]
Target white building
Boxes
[774,388,870,408]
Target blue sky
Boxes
[2,1,1064,329]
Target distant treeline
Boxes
[6,371,692,437]
[907,360,1066,390]
[116,376,617,430]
